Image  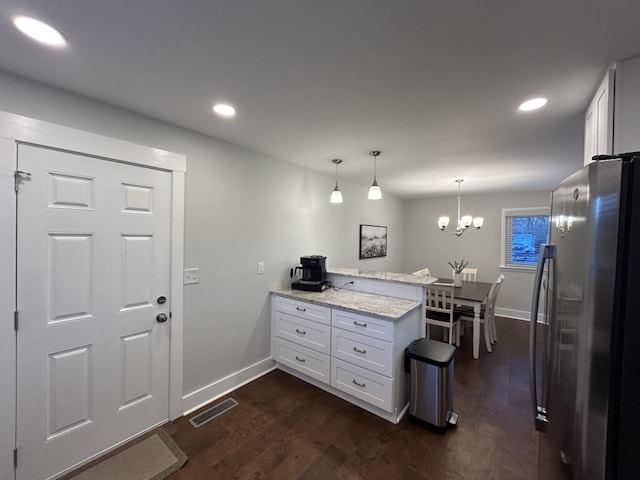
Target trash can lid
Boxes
[406,338,456,367]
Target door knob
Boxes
[156,313,168,323]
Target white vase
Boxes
[454,272,462,287]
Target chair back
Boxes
[426,285,455,321]
[412,267,431,277]
[461,268,478,282]
[485,274,505,317]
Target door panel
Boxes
[47,233,94,323]
[16,144,171,480]
[120,330,153,409]
[47,346,92,439]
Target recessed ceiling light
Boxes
[518,97,548,112]
[212,103,236,118]
[12,15,67,48]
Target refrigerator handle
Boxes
[529,243,556,432]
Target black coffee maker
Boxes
[292,255,328,292]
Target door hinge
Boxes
[14,311,18,331]
[14,170,31,193]
[13,447,17,469]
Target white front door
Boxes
[16,144,172,480]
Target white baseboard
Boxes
[495,307,544,323]
[182,357,275,415]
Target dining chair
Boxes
[487,275,505,342]
[412,267,431,276]
[456,274,505,352]
[460,268,478,282]
[425,284,460,346]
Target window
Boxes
[501,207,550,269]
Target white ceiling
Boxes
[1,1,640,198]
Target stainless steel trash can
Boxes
[405,338,458,431]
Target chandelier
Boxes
[437,179,484,236]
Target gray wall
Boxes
[0,70,405,396]
[403,190,551,318]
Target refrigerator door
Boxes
[538,165,589,480]
[538,160,622,479]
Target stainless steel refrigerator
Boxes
[530,153,640,479]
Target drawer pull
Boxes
[353,321,367,328]
[295,356,306,363]
[295,329,306,335]
[296,306,307,312]
[352,346,367,354]
[352,379,366,388]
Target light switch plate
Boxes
[257,262,265,274]
[184,268,200,285]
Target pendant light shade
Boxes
[368,150,382,200]
[330,158,344,204]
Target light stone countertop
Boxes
[271,288,421,321]
[327,267,438,287]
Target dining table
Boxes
[434,278,493,359]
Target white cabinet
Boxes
[271,297,331,385]
[332,308,394,342]
[331,358,392,412]
[584,69,614,165]
[330,308,397,413]
[613,55,640,154]
[331,327,393,377]
[273,339,331,385]
[271,293,420,423]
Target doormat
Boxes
[63,429,188,480]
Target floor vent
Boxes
[189,398,238,428]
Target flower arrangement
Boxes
[448,258,469,274]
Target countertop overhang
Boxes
[271,288,421,321]
[327,268,437,287]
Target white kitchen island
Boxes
[271,287,422,423]
[326,268,437,338]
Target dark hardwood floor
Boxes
[165,317,540,480]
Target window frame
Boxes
[500,206,550,271]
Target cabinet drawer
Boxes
[273,296,331,325]
[274,312,330,355]
[274,338,330,385]
[331,328,393,377]
[331,358,393,413]
[332,309,394,342]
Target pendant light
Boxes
[368,150,382,200]
[437,179,484,236]
[330,158,344,204]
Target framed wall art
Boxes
[359,224,387,259]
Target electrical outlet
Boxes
[183,268,200,285]
[257,262,265,274]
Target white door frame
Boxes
[0,111,186,480]
[0,136,16,480]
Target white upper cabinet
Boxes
[584,69,614,165]
[613,54,640,155]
